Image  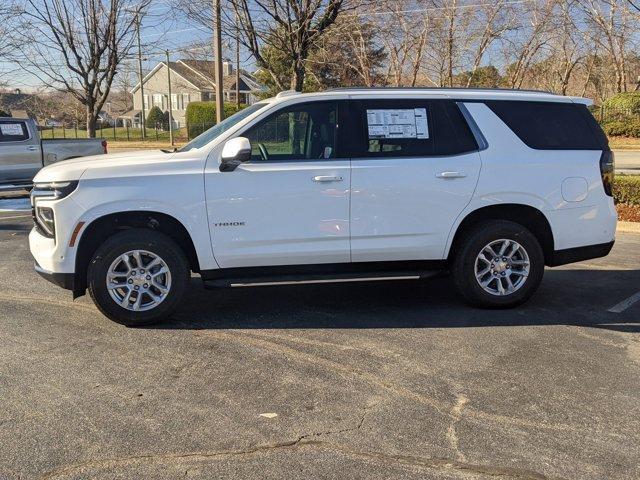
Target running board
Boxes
[202,269,441,289]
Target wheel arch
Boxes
[73,210,200,298]
[446,204,554,265]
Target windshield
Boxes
[178,102,269,152]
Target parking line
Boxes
[608,291,640,313]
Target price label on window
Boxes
[366,108,429,139]
[0,123,24,136]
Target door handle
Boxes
[27,145,37,151]
[313,175,343,182]
[436,171,466,179]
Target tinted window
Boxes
[351,99,434,157]
[244,101,337,161]
[0,121,29,142]
[431,101,479,155]
[485,101,604,150]
[348,99,478,158]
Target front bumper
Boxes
[34,261,75,290]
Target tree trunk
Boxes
[291,62,306,92]
[86,107,97,138]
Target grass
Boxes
[39,126,193,143]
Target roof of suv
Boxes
[274,87,591,105]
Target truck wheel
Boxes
[87,229,189,326]
[451,220,544,308]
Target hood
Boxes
[33,150,177,183]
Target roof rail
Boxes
[276,90,300,98]
[324,86,555,95]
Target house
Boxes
[123,59,266,129]
[0,89,37,119]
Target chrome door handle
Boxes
[27,145,37,151]
[313,175,343,182]
[436,171,466,179]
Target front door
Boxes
[348,98,482,262]
[204,100,351,268]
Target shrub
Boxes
[146,106,164,129]
[613,175,640,206]
[185,102,246,138]
[603,92,640,116]
[603,119,640,138]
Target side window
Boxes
[352,100,434,157]
[431,101,479,155]
[243,101,337,161]
[0,122,29,142]
[485,101,603,150]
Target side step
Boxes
[203,270,441,289]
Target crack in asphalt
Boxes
[39,437,561,480]
[446,390,469,463]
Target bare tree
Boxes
[501,0,555,89]
[577,0,636,93]
[11,0,147,137]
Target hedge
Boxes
[603,92,640,116]
[614,175,640,206]
[602,119,640,138]
[185,102,246,138]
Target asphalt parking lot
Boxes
[1,205,639,480]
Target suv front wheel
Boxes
[452,220,544,308]
[87,229,189,326]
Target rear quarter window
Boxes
[485,101,606,150]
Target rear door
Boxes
[348,98,482,262]
[0,120,42,184]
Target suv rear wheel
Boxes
[87,229,189,326]
[452,220,544,308]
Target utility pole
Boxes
[235,11,240,108]
[165,50,174,146]
[134,9,147,139]
[212,0,224,123]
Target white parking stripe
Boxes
[608,291,640,313]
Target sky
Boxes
[1,0,250,92]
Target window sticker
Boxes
[0,123,24,136]
[366,108,429,139]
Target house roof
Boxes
[131,60,265,94]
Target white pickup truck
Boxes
[0,117,107,190]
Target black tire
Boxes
[87,229,189,326]
[451,220,544,308]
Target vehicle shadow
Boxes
[156,268,640,334]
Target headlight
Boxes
[35,206,55,237]
[31,181,79,203]
[30,181,78,239]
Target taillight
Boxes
[600,150,614,197]
[102,140,108,154]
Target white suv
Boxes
[29,88,617,325]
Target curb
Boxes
[617,221,640,233]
